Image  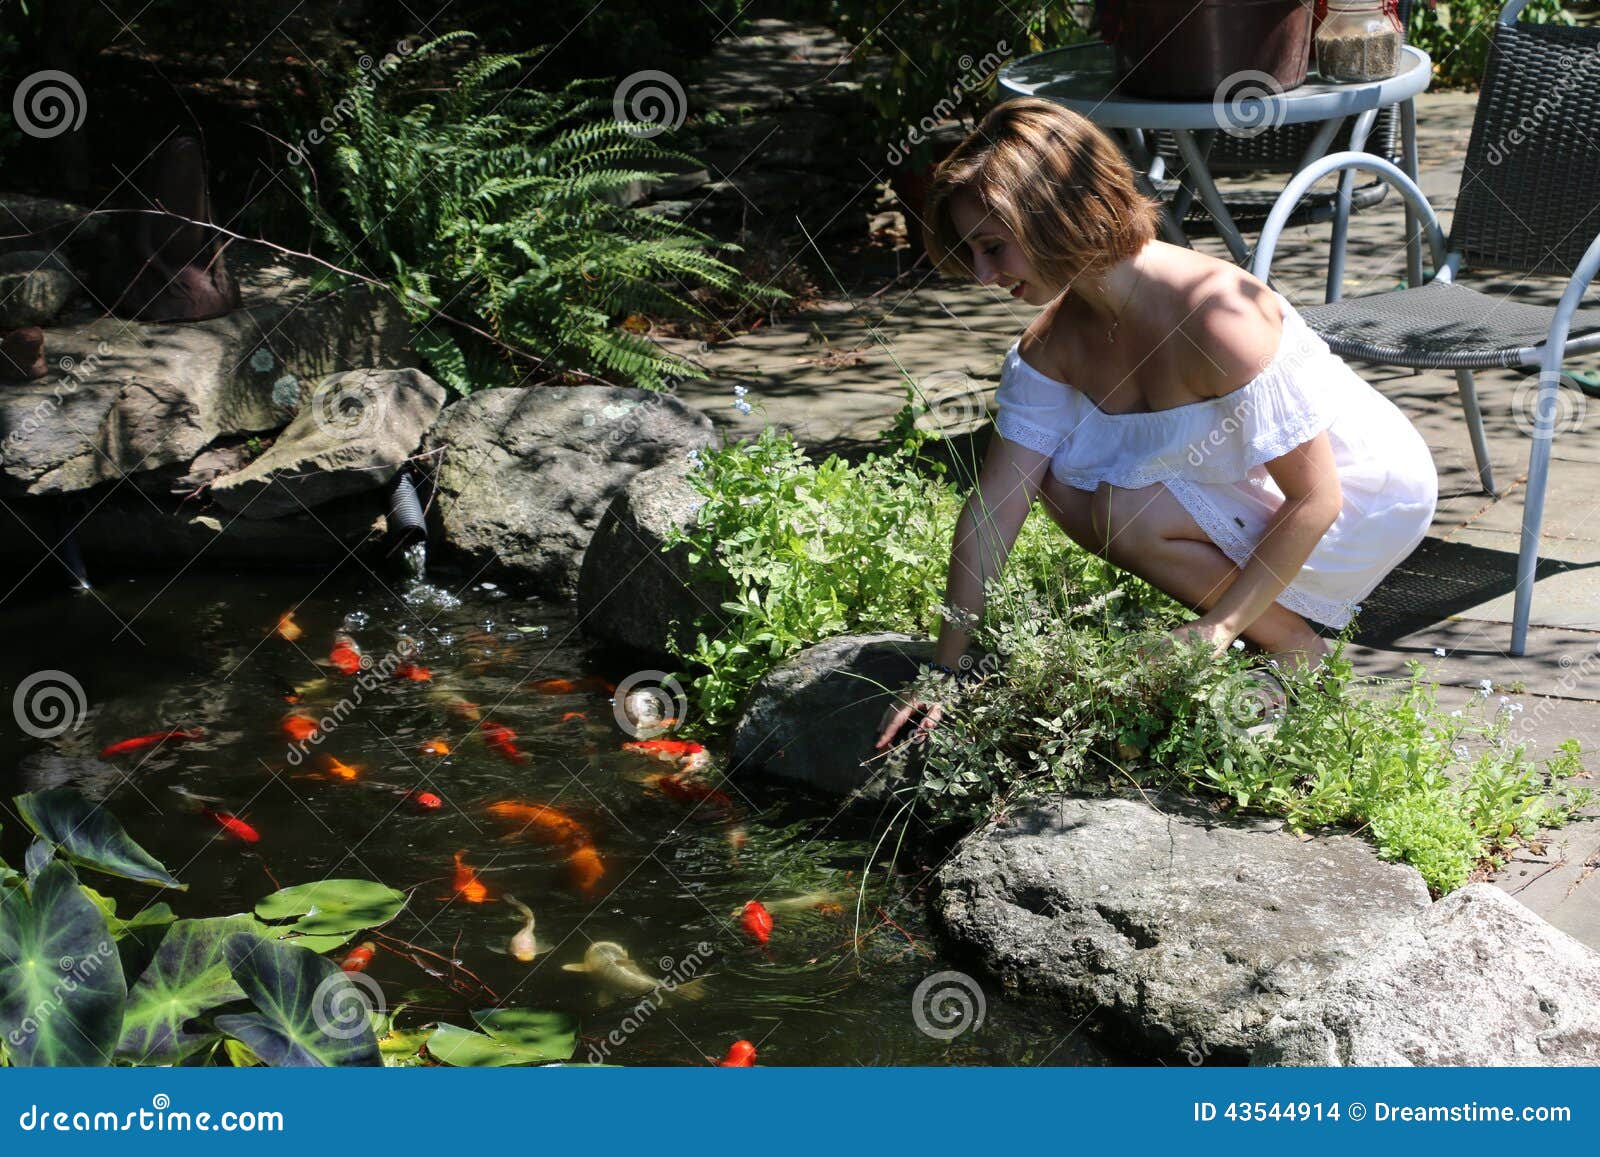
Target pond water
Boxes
[0,561,1110,1066]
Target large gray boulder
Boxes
[0,251,77,328]
[208,368,446,517]
[730,632,937,799]
[576,460,732,660]
[1253,884,1600,1066]
[426,385,716,597]
[0,250,410,497]
[935,794,1433,1064]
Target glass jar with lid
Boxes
[1315,0,1403,83]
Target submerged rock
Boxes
[208,368,446,518]
[576,460,732,661]
[935,794,1432,1064]
[1253,884,1600,1066]
[426,385,716,597]
[0,251,77,328]
[730,632,936,800]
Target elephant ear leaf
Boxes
[213,934,381,1067]
[117,916,266,1065]
[16,788,183,889]
[0,860,126,1066]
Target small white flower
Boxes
[738,495,761,507]
[1507,702,1523,714]
[1477,678,1494,696]
[1231,639,1245,650]
[733,399,753,415]
[732,385,748,398]
[1450,709,1462,717]
[1453,744,1470,760]
[1433,647,1446,657]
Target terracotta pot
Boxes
[1113,0,1316,99]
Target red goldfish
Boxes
[341,941,376,973]
[328,636,362,675]
[419,738,450,756]
[281,714,318,742]
[204,809,260,844]
[325,756,360,781]
[645,772,733,812]
[478,720,528,764]
[404,788,443,812]
[450,851,490,903]
[719,1040,757,1067]
[560,711,587,724]
[740,901,773,945]
[392,663,432,682]
[99,728,204,759]
[622,738,709,771]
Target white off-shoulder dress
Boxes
[993,289,1438,628]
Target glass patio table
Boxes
[997,41,1432,300]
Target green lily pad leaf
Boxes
[254,879,405,938]
[426,1010,576,1067]
[117,916,264,1065]
[16,788,183,889]
[0,860,126,1066]
[214,934,381,1067]
[78,884,178,940]
[277,931,356,954]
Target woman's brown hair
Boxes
[923,97,1162,288]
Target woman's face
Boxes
[948,191,1062,307]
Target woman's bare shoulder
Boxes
[1181,272,1286,397]
[1016,296,1078,383]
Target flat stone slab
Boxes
[935,794,1432,1063]
[1253,884,1600,1066]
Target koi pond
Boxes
[0,564,1109,1066]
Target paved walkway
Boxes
[663,64,1600,946]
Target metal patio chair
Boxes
[1251,0,1600,655]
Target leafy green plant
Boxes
[291,33,783,393]
[903,580,1595,893]
[1406,0,1573,90]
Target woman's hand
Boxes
[874,693,945,750]
[1165,617,1237,658]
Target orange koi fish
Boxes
[623,738,709,771]
[420,738,450,756]
[276,611,303,642]
[204,809,260,844]
[478,720,528,764]
[99,728,204,759]
[527,676,615,695]
[392,662,432,682]
[740,901,773,946]
[719,1040,757,1067]
[450,851,490,903]
[560,711,587,724]
[329,636,362,675]
[486,801,589,844]
[325,756,360,781]
[341,941,377,973]
[567,843,606,894]
[281,713,319,742]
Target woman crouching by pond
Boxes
[875,97,1437,750]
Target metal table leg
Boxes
[1401,97,1423,289]
[1120,129,1192,249]
[1326,107,1380,303]
[1171,129,1249,263]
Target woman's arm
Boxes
[875,433,1051,748]
[1187,430,1343,648]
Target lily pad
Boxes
[254,879,406,938]
[425,1009,576,1067]
[214,934,381,1066]
[0,860,127,1066]
[16,788,183,889]
[117,915,265,1065]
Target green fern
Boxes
[289,33,784,393]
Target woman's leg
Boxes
[1040,475,1328,664]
